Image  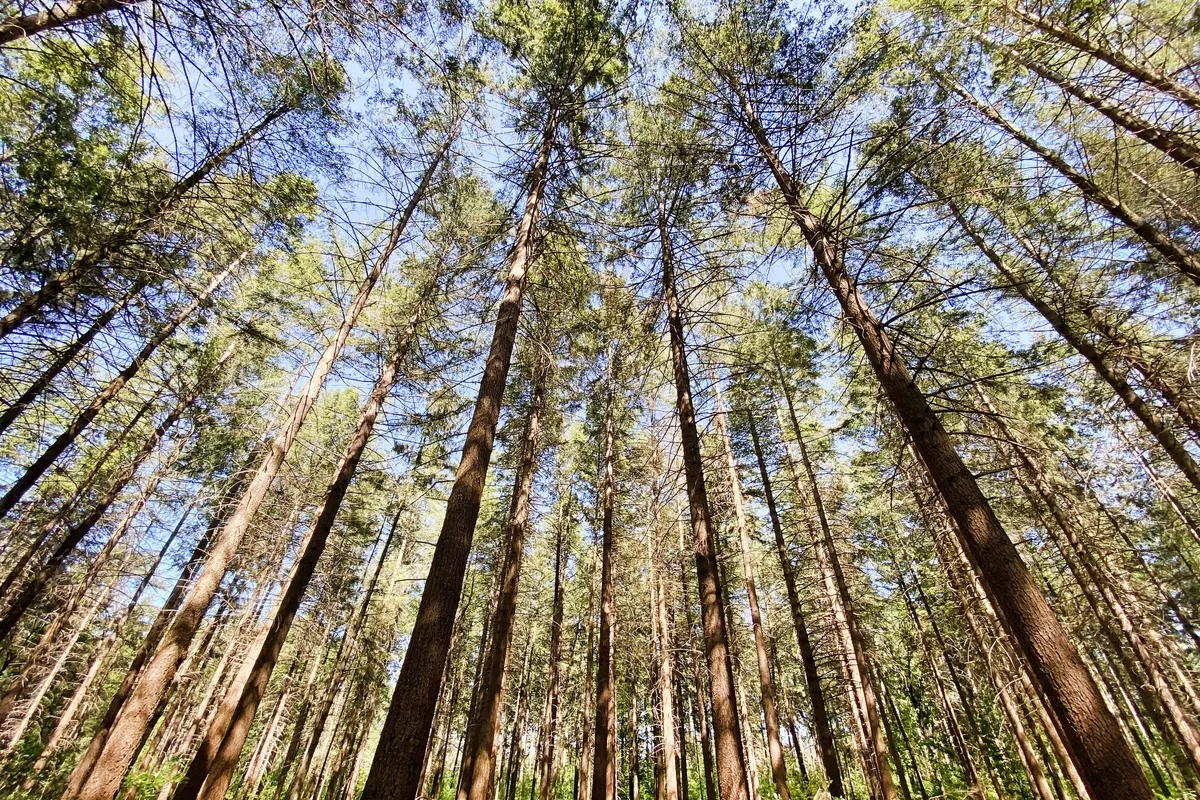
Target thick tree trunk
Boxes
[457,373,546,800]
[658,213,749,800]
[171,288,429,800]
[362,110,554,800]
[712,381,789,800]
[746,407,842,797]
[733,84,1152,800]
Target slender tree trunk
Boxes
[0,105,288,338]
[458,372,547,800]
[592,355,620,800]
[712,382,789,800]
[0,253,243,522]
[71,142,429,799]
[947,80,1200,287]
[747,407,842,797]
[776,380,897,800]
[0,346,222,641]
[658,212,749,800]
[172,285,430,800]
[363,110,553,800]
[653,515,680,800]
[537,494,570,800]
[1000,46,1200,175]
[940,195,1200,492]
[1002,3,1200,113]
[733,84,1152,800]
[0,279,145,439]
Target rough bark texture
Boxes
[746,408,843,797]
[361,112,554,800]
[457,374,546,800]
[172,292,428,800]
[734,83,1152,800]
[659,214,749,800]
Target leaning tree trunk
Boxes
[362,108,555,800]
[746,407,843,798]
[70,133,443,800]
[948,80,1200,288]
[172,289,431,800]
[938,194,1200,493]
[0,277,146,439]
[1001,3,1200,113]
[732,80,1152,800]
[0,253,243,522]
[997,46,1200,176]
[711,380,789,800]
[457,370,547,800]
[0,105,288,341]
[658,211,749,800]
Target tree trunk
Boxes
[362,109,553,800]
[0,253,243,522]
[0,105,288,339]
[948,80,1200,288]
[1002,3,1200,113]
[0,278,145,439]
[1001,46,1200,175]
[457,371,547,800]
[658,211,749,800]
[776,378,897,800]
[940,195,1200,492]
[712,381,789,800]
[746,407,843,797]
[172,285,429,800]
[733,83,1152,800]
[591,355,620,800]
[70,133,434,799]
[537,494,570,800]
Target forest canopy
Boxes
[0,0,1196,799]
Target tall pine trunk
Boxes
[733,83,1152,800]
[658,212,749,800]
[362,109,555,800]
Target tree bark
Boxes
[732,82,1151,800]
[457,371,547,800]
[362,109,554,800]
[712,380,789,800]
[658,211,748,800]
[591,354,619,800]
[746,407,843,797]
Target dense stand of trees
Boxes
[0,0,1198,799]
